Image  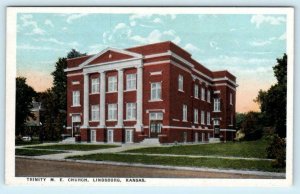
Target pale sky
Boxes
[16,13,287,113]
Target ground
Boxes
[16,158,280,179]
[15,140,285,178]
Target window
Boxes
[230,114,233,125]
[230,93,233,105]
[183,104,187,121]
[72,114,81,123]
[126,74,136,90]
[214,98,221,112]
[107,129,114,143]
[91,78,100,93]
[201,110,205,124]
[213,119,220,126]
[149,112,163,120]
[126,103,136,120]
[207,112,211,125]
[194,84,199,98]
[150,82,161,100]
[201,87,205,101]
[91,105,99,121]
[72,91,80,106]
[178,75,184,91]
[108,104,117,120]
[108,76,117,92]
[207,90,211,103]
[194,109,198,123]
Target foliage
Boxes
[240,112,264,141]
[16,77,36,136]
[266,134,286,168]
[235,113,246,130]
[255,54,287,137]
[15,149,64,156]
[37,49,86,141]
[25,144,119,151]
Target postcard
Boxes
[6,7,294,186]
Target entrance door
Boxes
[107,129,114,143]
[90,130,96,143]
[150,120,162,138]
[125,129,133,143]
[71,114,81,137]
[195,132,199,143]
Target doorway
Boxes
[150,120,162,138]
[90,130,96,143]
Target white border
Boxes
[5,7,294,187]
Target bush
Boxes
[266,134,286,168]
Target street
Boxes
[16,158,278,179]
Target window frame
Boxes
[178,74,184,92]
[207,90,211,103]
[91,78,100,94]
[72,90,80,106]
[91,105,100,121]
[108,76,117,92]
[150,82,162,101]
[194,108,199,124]
[126,73,136,91]
[126,103,136,120]
[183,104,188,121]
[214,98,221,112]
[194,84,199,99]
[207,112,211,125]
[201,87,205,101]
[107,103,117,121]
[201,110,205,125]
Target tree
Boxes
[256,54,287,137]
[16,77,36,136]
[38,49,86,141]
[240,111,264,141]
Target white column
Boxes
[99,71,106,128]
[117,68,124,128]
[82,73,89,128]
[135,64,143,132]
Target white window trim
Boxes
[91,78,100,94]
[150,82,162,101]
[178,74,184,92]
[126,73,136,91]
[72,90,80,107]
[107,103,117,121]
[194,108,199,124]
[108,76,117,92]
[201,87,205,101]
[230,93,233,105]
[126,103,136,121]
[207,112,211,125]
[90,105,100,121]
[214,98,221,112]
[183,104,188,122]
[201,110,205,125]
[207,90,211,103]
[194,84,199,99]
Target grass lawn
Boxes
[24,144,119,151]
[124,140,270,158]
[67,153,285,172]
[16,149,65,156]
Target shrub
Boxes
[266,134,286,168]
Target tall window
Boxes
[108,104,117,120]
[194,109,198,123]
[207,90,211,103]
[126,74,136,90]
[201,110,205,124]
[150,82,161,100]
[214,119,220,126]
[178,74,184,91]
[214,98,221,112]
[207,112,211,125]
[183,104,187,121]
[126,103,136,120]
[230,93,233,105]
[194,84,199,98]
[201,87,205,101]
[72,91,80,106]
[91,78,100,93]
[91,105,99,121]
[108,76,117,92]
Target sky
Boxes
[16,12,287,113]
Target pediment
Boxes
[80,47,142,68]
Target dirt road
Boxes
[15,158,279,179]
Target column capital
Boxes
[99,70,106,74]
[136,63,143,69]
[116,67,124,72]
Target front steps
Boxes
[208,138,221,143]
[61,137,76,144]
[140,138,160,145]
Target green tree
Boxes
[38,49,86,141]
[240,111,264,141]
[16,77,36,136]
[256,54,287,137]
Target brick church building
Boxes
[65,41,237,144]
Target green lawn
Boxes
[67,153,284,172]
[16,149,65,156]
[124,140,270,158]
[24,144,119,151]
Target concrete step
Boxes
[61,137,75,144]
[140,138,160,145]
[208,137,221,143]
